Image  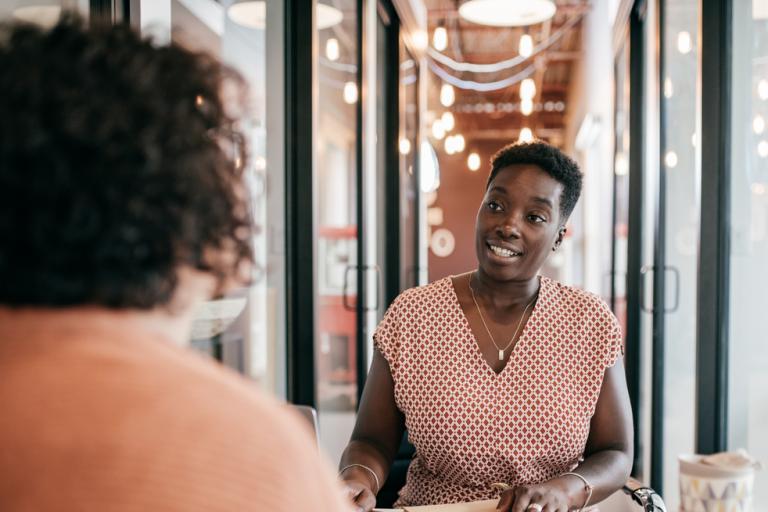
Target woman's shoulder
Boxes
[542,276,616,321]
[389,276,455,309]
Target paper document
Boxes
[374,499,498,512]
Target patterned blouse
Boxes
[373,275,624,506]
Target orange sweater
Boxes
[0,309,351,512]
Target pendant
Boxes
[499,349,504,361]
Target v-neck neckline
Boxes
[446,274,545,377]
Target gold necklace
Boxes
[468,273,538,361]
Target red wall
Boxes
[428,140,506,282]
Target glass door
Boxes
[656,0,699,505]
[315,0,361,461]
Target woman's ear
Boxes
[553,227,566,251]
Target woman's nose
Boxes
[497,218,521,238]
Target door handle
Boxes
[342,265,356,311]
[343,265,382,312]
[639,265,680,314]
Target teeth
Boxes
[489,245,519,258]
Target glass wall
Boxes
[612,39,630,337]
[399,40,419,291]
[161,0,287,395]
[728,1,768,507]
[659,0,699,506]
[315,0,360,460]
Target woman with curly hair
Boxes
[0,16,349,512]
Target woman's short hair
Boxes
[487,141,583,220]
[0,17,252,309]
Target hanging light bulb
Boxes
[440,83,455,107]
[455,134,466,152]
[759,140,768,158]
[399,138,411,155]
[518,33,533,58]
[467,152,481,171]
[433,26,448,51]
[520,78,536,100]
[677,31,692,54]
[432,119,446,140]
[521,97,533,116]
[518,127,534,143]
[441,112,455,131]
[325,38,340,61]
[444,135,456,155]
[665,150,678,168]
[343,81,358,104]
[759,80,768,101]
[754,115,766,134]
[664,78,674,98]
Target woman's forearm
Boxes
[548,448,633,509]
[339,438,395,493]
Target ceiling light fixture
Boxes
[229,1,342,30]
[458,0,555,27]
[518,33,533,58]
[433,26,448,51]
[440,83,456,107]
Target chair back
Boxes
[599,479,667,512]
[292,405,320,446]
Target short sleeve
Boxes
[372,293,405,375]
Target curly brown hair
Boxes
[0,16,253,308]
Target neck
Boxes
[472,269,540,309]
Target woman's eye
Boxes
[487,201,502,211]
[528,214,546,223]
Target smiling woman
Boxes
[338,141,634,512]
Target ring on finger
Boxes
[526,504,543,512]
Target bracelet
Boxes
[561,472,593,512]
[340,463,380,494]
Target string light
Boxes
[665,150,678,168]
[325,38,340,61]
[519,127,533,143]
[455,134,465,152]
[518,33,533,58]
[754,115,766,135]
[759,140,768,158]
[677,31,692,54]
[433,26,448,51]
[521,97,533,116]
[399,138,412,155]
[467,152,481,171]
[440,83,455,107]
[759,80,768,101]
[664,78,674,98]
[432,119,446,140]
[343,81,358,104]
[441,112,455,131]
[520,78,536,99]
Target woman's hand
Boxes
[496,481,572,512]
[342,479,377,512]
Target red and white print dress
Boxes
[373,275,624,507]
